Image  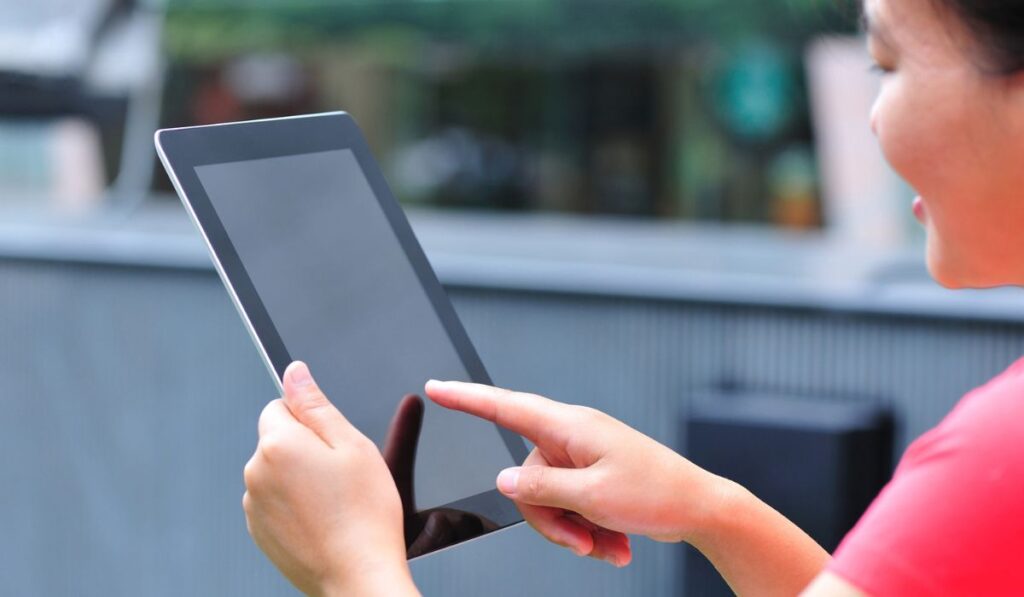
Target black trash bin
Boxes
[683,393,893,596]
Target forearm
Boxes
[686,477,831,597]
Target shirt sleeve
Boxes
[827,360,1024,596]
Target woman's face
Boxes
[865,0,1024,288]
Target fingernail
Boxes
[603,554,621,567]
[496,467,520,496]
[288,362,314,387]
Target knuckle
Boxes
[344,437,371,461]
[242,458,258,489]
[261,396,284,415]
[571,405,605,427]
[330,433,375,467]
[504,388,538,407]
[295,390,333,416]
[572,471,601,512]
[518,390,547,407]
[256,400,278,430]
[492,389,519,416]
[257,433,291,462]
[357,435,379,455]
[586,466,611,492]
[243,505,256,538]
[494,387,516,399]
[354,436,383,463]
[525,466,546,499]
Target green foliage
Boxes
[164,0,856,62]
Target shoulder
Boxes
[827,356,1024,595]
[925,356,1024,460]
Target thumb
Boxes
[282,361,351,448]
[496,465,589,512]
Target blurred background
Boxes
[3,0,1024,596]
[5,0,913,232]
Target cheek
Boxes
[870,79,977,283]
[872,71,999,201]
[870,81,937,193]
[870,76,994,242]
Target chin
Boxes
[925,243,978,289]
[926,251,1020,290]
[923,223,1024,288]
[928,266,968,289]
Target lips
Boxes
[912,196,926,222]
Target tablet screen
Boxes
[195,149,517,511]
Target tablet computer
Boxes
[155,112,528,559]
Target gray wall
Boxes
[2,258,1023,596]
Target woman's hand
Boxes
[424,381,731,567]
[243,362,419,597]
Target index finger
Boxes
[424,381,568,447]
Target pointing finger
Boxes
[425,380,570,448]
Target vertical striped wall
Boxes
[1,260,1021,596]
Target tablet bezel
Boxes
[155,112,528,554]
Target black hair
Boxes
[934,0,1024,74]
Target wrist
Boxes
[682,475,750,549]
[669,474,830,595]
[320,556,419,597]
[666,457,744,546]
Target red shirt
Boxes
[828,357,1024,595]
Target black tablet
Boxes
[155,112,527,559]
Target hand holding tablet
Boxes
[244,362,418,597]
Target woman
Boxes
[241,0,1024,594]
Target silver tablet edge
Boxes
[154,130,285,395]
[154,126,525,560]
[156,110,347,135]
[407,518,524,564]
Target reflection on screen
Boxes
[195,149,516,511]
